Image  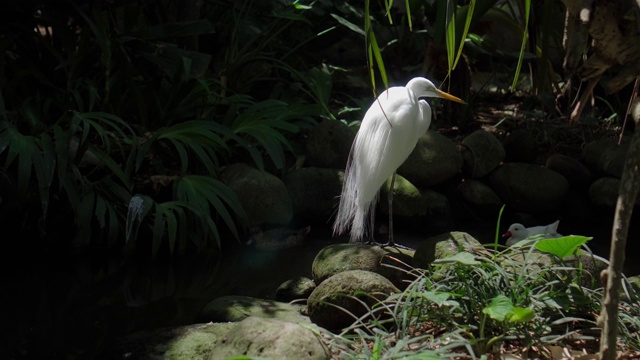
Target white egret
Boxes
[333,77,465,246]
[502,220,562,246]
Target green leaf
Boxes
[482,294,513,321]
[331,13,365,36]
[535,236,592,259]
[508,307,535,323]
[511,0,531,91]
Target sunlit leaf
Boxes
[535,236,592,259]
[482,294,513,321]
[508,306,535,323]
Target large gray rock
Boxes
[311,244,414,289]
[546,153,592,187]
[307,270,399,330]
[398,130,463,187]
[306,119,355,169]
[285,167,343,225]
[275,277,317,302]
[581,137,630,178]
[588,177,640,207]
[221,163,292,226]
[588,177,619,207]
[199,295,310,324]
[460,130,505,178]
[413,231,483,268]
[488,163,569,213]
[209,317,329,360]
[379,175,450,218]
[457,179,502,208]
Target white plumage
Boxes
[502,220,563,247]
[333,77,464,245]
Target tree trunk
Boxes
[597,97,640,360]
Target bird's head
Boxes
[406,77,465,103]
[502,223,525,238]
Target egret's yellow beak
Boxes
[435,89,466,104]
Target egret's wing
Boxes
[352,88,422,206]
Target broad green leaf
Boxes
[508,307,535,323]
[482,294,513,321]
[535,235,592,259]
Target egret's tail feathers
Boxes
[333,161,376,243]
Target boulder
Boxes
[460,130,505,178]
[305,120,355,169]
[581,137,630,178]
[110,322,235,360]
[546,153,592,187]
[307,270,399,330]
[587,177,640,207]
[275,277,317,302]
[413,231,484,268]
[488,163,569,213]
[379,175,450,218]
[398,130,463,187]
[199,295,310,324]
[588,176,617,207]
[221,163,292,226]
[285,167,343,225]
[311,244,414,289]
[209,317,329,360]
[457,179,503,208]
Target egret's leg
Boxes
[380,173,413,250]
[388,172,396,246]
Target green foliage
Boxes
[535,235,592,258]
[0,0,326,256]
[321,242,640,358]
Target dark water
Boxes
[4,215,639,359]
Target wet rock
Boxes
[221,163,292,226]
[285,167,343,225]
[460,130,505,178]
[209,317,329,360]
[275,277,316,302]
[457,179,502,208]
[581,137,630,178]
[546,153,592,187]
[307,270,399,330]
[311,244,414,289]
[503,129,538,162]
[488,163,569,213]
[413,231,483,268]
[306,120,355,169]
[398,130,463,187]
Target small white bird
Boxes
[333,77,464,246]
[502,220,562,246]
